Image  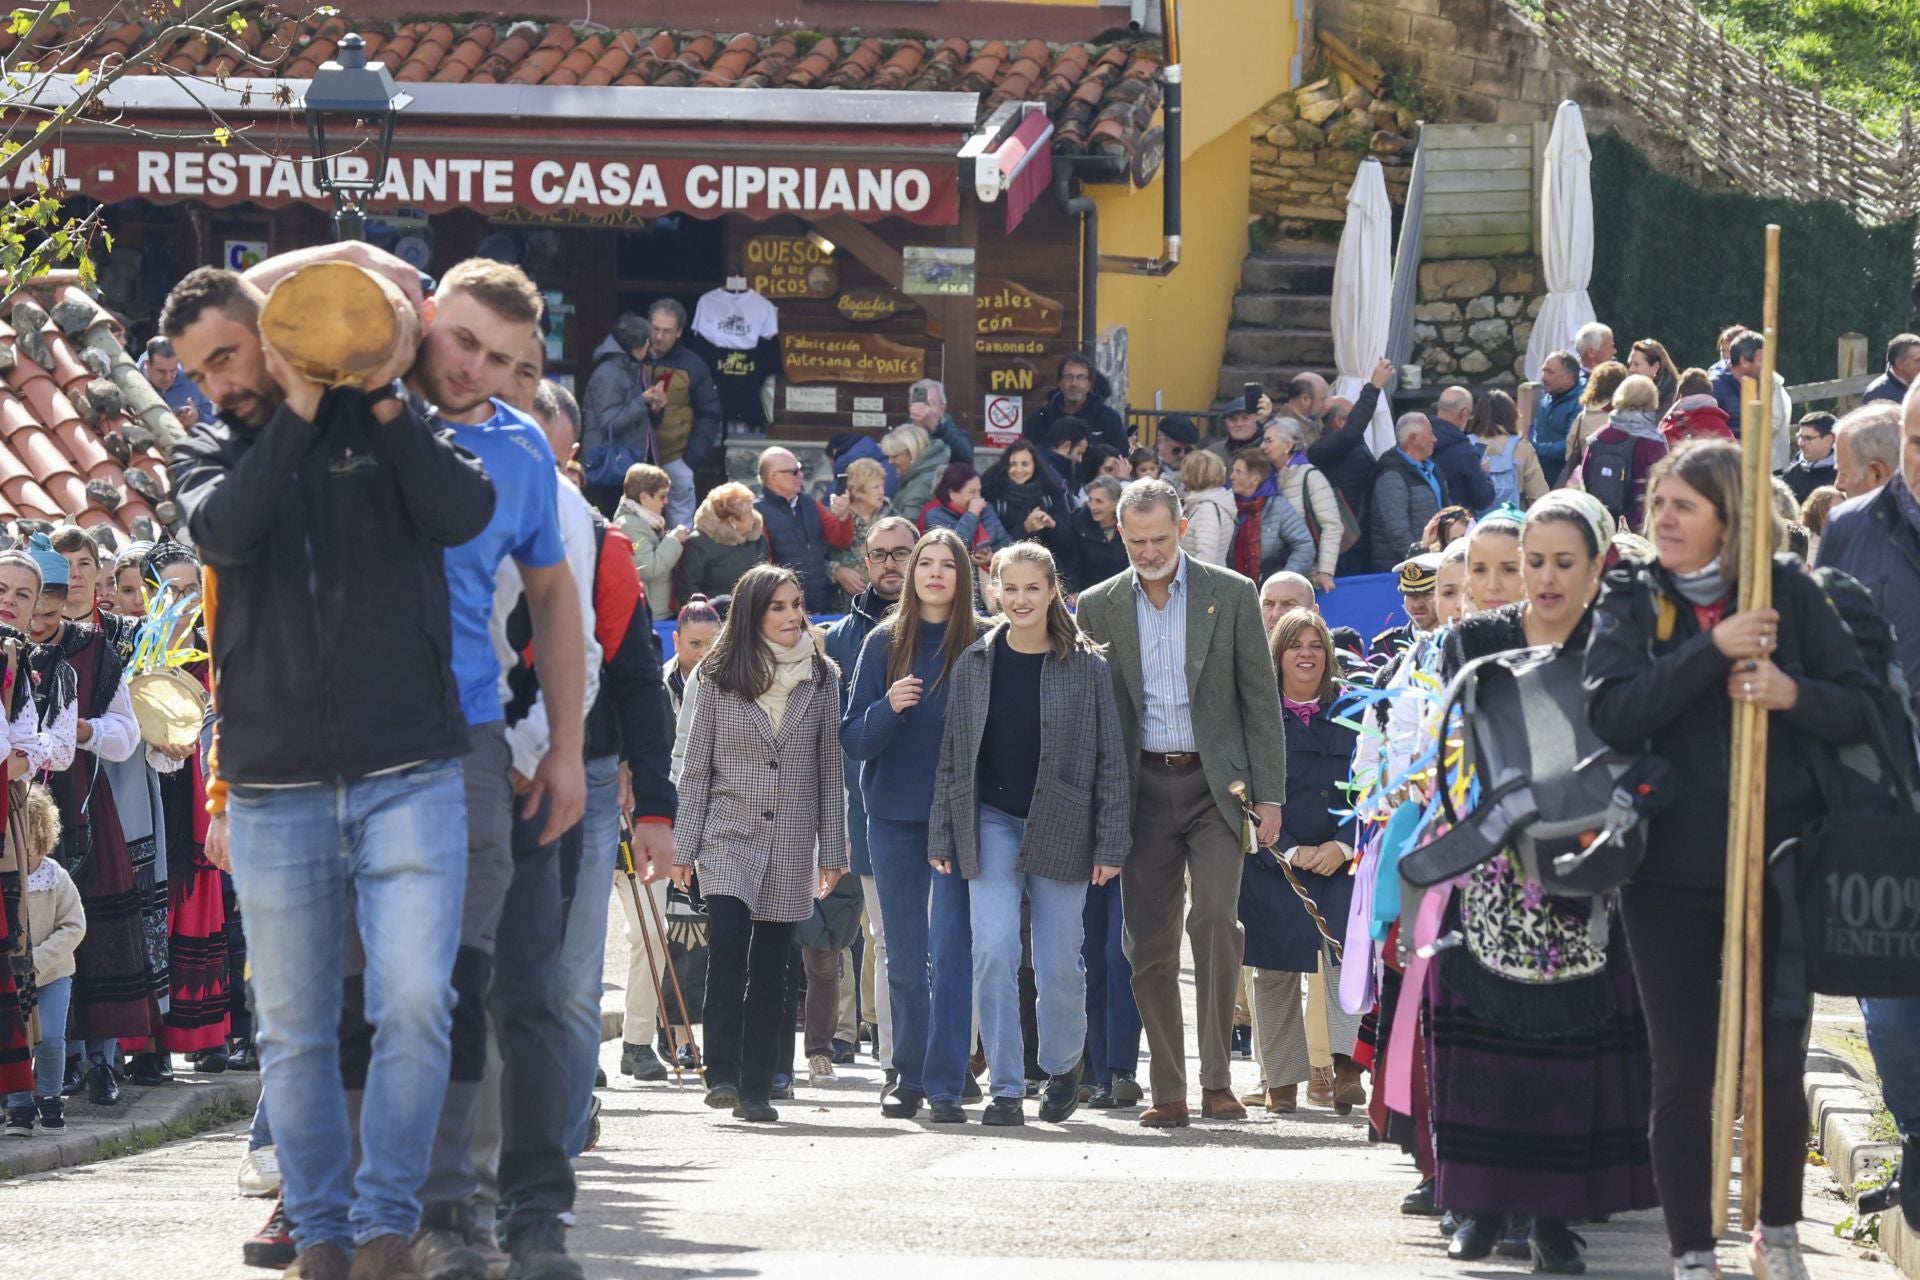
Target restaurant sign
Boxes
[33,144,962,225]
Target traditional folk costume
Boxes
[0,622,59,1096]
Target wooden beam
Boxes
[940,191,980,434]
[814,215,903,288]
[1317,30,1386,96]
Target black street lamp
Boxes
[301,33,410,241]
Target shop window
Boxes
[615,215,724,282]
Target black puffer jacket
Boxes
[171,393,495,784]
[1584,554,1879,891]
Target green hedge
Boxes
[1586,130,1916,388]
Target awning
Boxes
[994,112,1056,235]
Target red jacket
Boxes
[1660,394,1735,445]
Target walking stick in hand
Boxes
[1230,780,1343,962]
[620,813,703,1075]
[618,822,688,1084]
[1712,224,1781,1236]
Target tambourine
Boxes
[129,668,208,751]
[259,261,418,389]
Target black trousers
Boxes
[1619,883,1811,1256]
[703,895,795,1101]
[490,799,575,1234]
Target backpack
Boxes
[1772,567,1920,1000]
[1478,438,1521,508]
[1398,644,1677,895]
[1581,433,1638,518]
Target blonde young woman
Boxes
[928,543,1130,1126]
[1178,449,1236,566]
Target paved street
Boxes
[0,917,1901,1279]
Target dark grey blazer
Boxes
[1074,553,1288,832]
[927,627,1132,883]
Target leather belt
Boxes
[1141,750,1200,769]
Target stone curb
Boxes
[1804,1048,1917,1279]
[0,1073,262,1182]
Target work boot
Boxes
[350,1233,424,1279]
[503,1215,585,1280]
[1332,1058,1368,1115]
[1307,1065,1336,1107]
[412,1202,490,1280]
[286,1243,352,1280]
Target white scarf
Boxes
[756,635,817,732]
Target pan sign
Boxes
[984,394,1024,446]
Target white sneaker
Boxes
[236,1145,281,1197]
[807,1053,835,1085]
[1674,1249,1722,1280]
[1748,1224,1812,1280]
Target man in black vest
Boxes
[755,446,856,612]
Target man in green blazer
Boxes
[1075,478,1288,1127]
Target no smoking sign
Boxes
[983,394,1024,446]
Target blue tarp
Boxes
[653,571,1409,661]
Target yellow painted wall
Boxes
[1094,123,1253,412]
[1171,0,1300,158]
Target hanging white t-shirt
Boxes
[692,287,779,351]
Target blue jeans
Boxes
[7,975,69,1103]
[560,755,621,1157]
[226,758,467,1252]
[970,805,1089,1099]
[1083,877,1142,1085]
[1863,997,1920,1136]
[867,817,972,1104]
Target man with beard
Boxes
[165,265,496,1280]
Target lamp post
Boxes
[301,33,410,242]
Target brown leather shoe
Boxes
[348,1233,422,1280]
[1333,1061,1368,1115]
[1239,1085,1268,1108]
[1307,1064,1336,1107]
[1201,1087,1248,1120]
[1139,1099,1190,1128]
[1265,1084,1299,1113]
[286,1243,352,1280]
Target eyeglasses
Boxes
[866,547,913,565]
[771,466,804,477]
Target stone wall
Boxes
[1313,0,1729,188]
[1249,77,1416,233]
[1411,256,1545,383]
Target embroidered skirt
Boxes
[161,863,230,1053]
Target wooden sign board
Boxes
[781,332,925,385]
[977,336,1050,356]
[926,278,1065,340]
[743,236,838,299]
[836,290,913,323]
[984,359,1039,395]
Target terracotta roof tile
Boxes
[102,14,1164,162]
[0,279,178,541]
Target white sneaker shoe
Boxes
[236,1145,281,1197]
[1748,1224,1812,1280]
[1673,1248,1722,1280]
[807,1053,835,1085]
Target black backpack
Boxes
[1772,568,1920,1000]
[1581,434,1638,519]
[1399,644,1677,895]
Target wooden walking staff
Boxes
[1710,223,1782,1236]
[617,815,703,1080]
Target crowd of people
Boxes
[0,236,1916,1280]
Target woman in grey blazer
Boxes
[672,565,848,1123]
[929,542,1132,1127]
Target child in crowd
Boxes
[4,784,84,1138]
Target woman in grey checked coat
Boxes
[672,564,848,1123]
[928,542,1132,1127]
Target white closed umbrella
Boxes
[1524,100,1597,381]
[1330,158,1396,457]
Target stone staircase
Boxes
[1215,241,1338,402]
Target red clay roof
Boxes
[1,13,1165,158]
[0,277,170,544]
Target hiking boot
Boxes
[4,1105,33,1137]
[466,1224,508,1280]
[412,1203,491,1280]
[620,1042,667,1081]
[350,1232,424,1279]
[807,1053,835,1085]
[503,1215,584,1280]
[286,1242,352,1280]
[34,1096,63,1132]
[237,1144,282,1197]
[242,1199,297,1269]
[1307,1065,1336,1107]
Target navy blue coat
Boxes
[1816,485,1920,688]
[823,587,892,876]
[757,490,844,614]
[1431,417,1497,514]
[1238,704,1358,972]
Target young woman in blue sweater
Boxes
[841,527,983,1123]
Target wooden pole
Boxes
[1713,225,1782,1236]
